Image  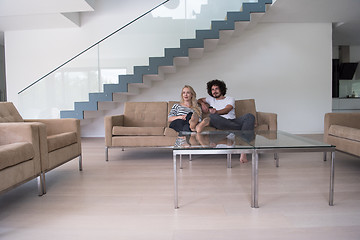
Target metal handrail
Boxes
[18,0,170,94]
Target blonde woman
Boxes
[168,85,202,133]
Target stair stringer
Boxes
[60,0,273,120]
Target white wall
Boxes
[350,45,360,62]
[4,0,163,107]
[4,0,332,136]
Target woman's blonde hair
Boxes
[180,85,201,117]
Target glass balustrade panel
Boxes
[19,0,256,118]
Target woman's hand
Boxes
[168,115,187,122]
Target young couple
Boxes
[168,79,255,163]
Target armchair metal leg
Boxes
[37,173,46,195]
[323,152,327,161]
[79,155,83,171]
[105,147,109,161]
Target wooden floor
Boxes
[1,136,360,240]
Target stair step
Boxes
[247,12,266,29]
[130,78,152,89]
[173,57,189,66]
[204,39,219,52]
[142,72,165,81]
[84,110,105,119]
[188,48,204,59]
[158,65,176,74]
[98,101,121,111]
[112,93,128,102]
[218,30,234,44]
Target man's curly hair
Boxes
[207,79,227,97]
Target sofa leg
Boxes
[274,153,279,167]
[105,147,109,161]
[37,173,46,195]
[79,155,83,171]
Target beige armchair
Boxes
[0,102,82,193]
[0,122,44,195]
[324,112,360,157]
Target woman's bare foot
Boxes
[196,117,210,133]
[189,112,199,131]
[240,153,248,163]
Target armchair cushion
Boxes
[47,132,78,152]
[328,125,360,142]
[0,142,34,170]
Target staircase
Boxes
[60,0,273,120]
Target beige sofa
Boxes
[0,102,82,194]
[324,112,360,157]
[104,99,277,161]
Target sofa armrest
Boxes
[256,112,277,131]
[324,112,360,141]
[104,115,124,147]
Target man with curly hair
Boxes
[197,79,255,163]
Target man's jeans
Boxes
[209,113,256,142]
[209,113,255,131]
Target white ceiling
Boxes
[261,0,360,46]
[0,0,359,46]
[0,0,95,45]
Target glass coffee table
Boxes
[173,130,335,209]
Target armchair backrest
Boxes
[0,102,24,123]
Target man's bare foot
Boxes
[196,117,210,133]
[240,153,248,163]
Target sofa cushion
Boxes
[113,126,165,136]
[112,136,176,147]
[124,102,168,127]
[47,132,78,152]
[328,125,360,142]
[0,102,24,122]
[0,142,34,170]
[164,127,178,137]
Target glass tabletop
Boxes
[253,130,334,149]
[173,130,334,150]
